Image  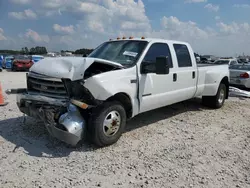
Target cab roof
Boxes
[107,37,190,46]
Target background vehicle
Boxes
[201,55,218,62]
[12,55,34,71]
[9,38,230,147]
[0,55,3,72]
[2,56,14,69]
[214,58,238,66]
[229,64,250,88]
[30,55,44,63]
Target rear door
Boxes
[172,43,197,100]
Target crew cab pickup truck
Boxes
[7,38,230,147]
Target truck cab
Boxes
[10,37,230,147]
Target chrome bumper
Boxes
[13,90,86,146]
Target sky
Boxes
[0,0,250,56]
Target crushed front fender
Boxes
[15,91,87,146]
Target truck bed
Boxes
[197,63,222,67]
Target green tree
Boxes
[21,47,25,55]
[30,47,36,55]
[74,48,94,55]
[24,47,29,54]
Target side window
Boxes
[143,43,173,68]
[173,44,192,67]
[231,61,237,65]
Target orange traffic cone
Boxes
[0,82,8,106]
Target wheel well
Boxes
[107,93,133,119]
[221,76,229,99]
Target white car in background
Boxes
[214,58,239,66]
[229,64,250,88]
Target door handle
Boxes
[173,73,177,82]
[192,71,195,79]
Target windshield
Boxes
[229,64,250,71]
[214,60,230,64]
[88,40,148,66]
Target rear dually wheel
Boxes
[202,83,226,109]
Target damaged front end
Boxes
[8,72,101,146]
[14,91,87,146]
[7,58,122,146]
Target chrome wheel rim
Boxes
[218,89,225,104]
[103,111,121,137]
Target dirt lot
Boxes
[0,70,249,188]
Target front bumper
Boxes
[15,90,86,146]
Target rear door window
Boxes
[173,44,192,67]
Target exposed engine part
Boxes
[62,79,102,106]
[83,62,121,79]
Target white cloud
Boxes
[3,0,250,56]
[10,0,31,4]
[23,29,50,43]
[205,3,220,12]
[233,4,250,9]
[42,0,69,9]
[0,28,7,40]
[157,16,210,39]
[215,16,220,20]
[185,0,207,3]
[53,24,75,34]
[8,9,37,20]
[217,22,250,35]
[147,16,250,56]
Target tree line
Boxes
[0,47,94,56]
[21,46,48,55]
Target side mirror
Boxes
[141,56,170,75]
[155,56,170,75]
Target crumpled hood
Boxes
[29,57,123,80]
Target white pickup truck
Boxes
[8,37,230,147]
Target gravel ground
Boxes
[0,70,249,188]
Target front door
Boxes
[138,42,178,113]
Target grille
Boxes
[27,72,67,98]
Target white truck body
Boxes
[10,38,230,147]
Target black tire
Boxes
[202,83,226,109]
[88,101,127,147]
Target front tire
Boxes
[202,83,226,109]
[88,101,127,147]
